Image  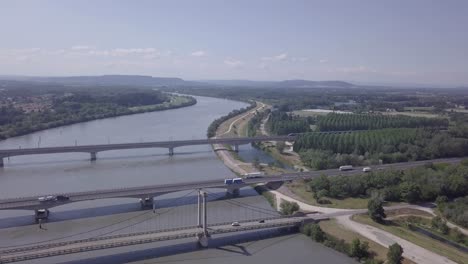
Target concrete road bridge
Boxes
[0,131,365,167]
[0,136,297,167]
[0,189,315,263]
[0,157,463,219]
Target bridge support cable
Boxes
[204,190,280,217]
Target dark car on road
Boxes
[56,195,70,201]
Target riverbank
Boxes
[0,94,196,142]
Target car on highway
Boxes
[231,221,240,226]
[56,195,70,201]
[258,220,265,223]
[362,167,372,172]
[38,195,56,203]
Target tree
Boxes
[368,198,386,223]
[431,216,449,234]
[387,243,403,264]
[279,200,300,215]
[276,141,286,153]
[309,223,326,242]
[252,156,260,169]
[350,238,369,260]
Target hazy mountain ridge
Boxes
[0,75,355,88]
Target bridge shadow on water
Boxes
[57,227,299,264]
[0,188,260,229]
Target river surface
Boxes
[0,95,354,263]
[0,95,246,198]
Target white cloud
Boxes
[110,48,157,56]
[191,50,206,57]
[262,53,288,61]
[333,66,377,74]
[224,58,243,67]
[71,45,92,51]
[319,59,328,63]
[291,57,309,62]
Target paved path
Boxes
[336,215,455,264]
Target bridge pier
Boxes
[140,197,154,210]
[169,147,174,156]
[34,209,49,223]
[227,188,240,197]
[233,144,239,152]
[90,152,97,161]
[0,157,3,168]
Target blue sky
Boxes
[1,0,467,85]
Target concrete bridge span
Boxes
[0,135,296,167]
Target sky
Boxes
[0,0,467,86]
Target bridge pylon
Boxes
[0,157,3,167]
[197,190,210,247]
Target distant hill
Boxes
[17,75,190,87]
[275,80,354,88]
[199,79,354,88]
[0,75,355,88]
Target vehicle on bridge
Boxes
[362,167,372,172]
[243,172,264,178]
[339,165,353,171]
[231,221,240,226]
[38,195,57,203]
[224,178,244,185]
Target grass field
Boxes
[286,180,370,209]
[319,219,415,263]
[353,214,468,264]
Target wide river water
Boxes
[0,95,355,264]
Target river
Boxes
[0,95,355,264]
[0,95,245,198]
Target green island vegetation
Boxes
[0,84,196,140]
[306,163,468,206]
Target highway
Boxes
[0,216,311,263]
[0,157,463,210]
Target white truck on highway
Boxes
[243,172,264,178]
[339,165,353,171]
